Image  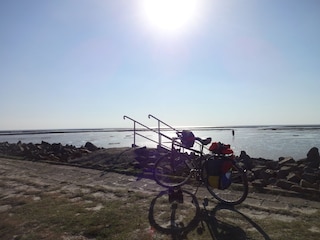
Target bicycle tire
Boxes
[154,152,192,188]
[202,160,248,205]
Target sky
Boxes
[1,0,320,130]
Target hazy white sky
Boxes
[1,0,320,130]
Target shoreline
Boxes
[1,124,320,135]
[1,141,319,202]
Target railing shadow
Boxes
[148,189,271,240]
[202,203,271,240]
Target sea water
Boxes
[0,126,320,160]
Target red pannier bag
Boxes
[209,142,234,155]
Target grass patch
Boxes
[0,193,152,240]
[254,210,320,240]
[1,192,320,240]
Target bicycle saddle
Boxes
[196,137,212,145]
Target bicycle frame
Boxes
[169,136,208,178]
[153,132,249,205]
[171,136,205,156]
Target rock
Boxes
[48,154,60,162]
[278,157,295,166]
[306,147,320,168]
[130,161,141,169]
[41,141,51,146]
[0,141,94,163]
[72,151,83,159]
[276,179,295,190]
[239,151,253,170]
[134,146,148,156]
[290,184,304,193]
[300,179,315,189]
[84,142,99,152]
[246,170,255,181]
[292,182,320,197]
[265,160,279,170]
[286,173,301,184]
[251,167,267,179]
[277,166,292,179]
[301,187,320,197]
[80,148,92,154]
[301,172,318,184]
[252,179,267,188]
[260,169,277,184]
[52,143,63,152]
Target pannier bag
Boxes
[209,142,234,155]
[180,130,195,148]
[206,156,233,189]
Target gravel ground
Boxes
[1,157,320,239]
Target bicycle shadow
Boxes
[148,189,271,240]
[148,188,201,239]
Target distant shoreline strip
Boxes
[0,125,320,136]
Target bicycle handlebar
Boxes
[175,131,212,146]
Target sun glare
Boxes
[140,0,203,35]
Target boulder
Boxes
[300,179,315,189]
[277,166,292,179]
[239,151,253,170]
[301,172,318,184]
[276,179,295,190]
[251,166,267,179]
[290,184,304,193]
[264,160,279,170]
[84,142,99,152]
[252,179,267,188]
[245,170,255,182]
[52,143,63,152]
[278,157,295,166]
[286,173,301,184]
[306,147,320,169]
[260,169,277,184]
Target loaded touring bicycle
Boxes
[124,115,248,205]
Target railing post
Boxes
[148,114,162,147]
[158,119,161,146]
[123,115,138,148]
[133,121,136,147]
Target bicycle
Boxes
[153,131,248,205]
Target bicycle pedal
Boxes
[177,191,184,203]
[203,197,209,207]
[168,188,184,203]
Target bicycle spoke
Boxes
[154,153,192,188]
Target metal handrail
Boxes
[148,114,178,146]
[123,115,173,148]
[148,114,178,131]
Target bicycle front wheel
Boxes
[202,160,248,205]
[154,153,192,188]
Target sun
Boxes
[139,0,203,35]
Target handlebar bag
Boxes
[207,156,233,190]
[180,130,195,148]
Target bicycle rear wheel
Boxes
[202,160,248,205]
[154,152,192,188]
